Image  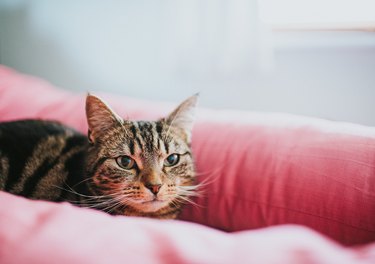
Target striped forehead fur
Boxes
[94,120,188,159]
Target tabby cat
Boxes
[0,94,198,219]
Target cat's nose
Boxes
[145,183,162,195]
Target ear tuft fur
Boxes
[86,94,123,143]
[165,94,199,141]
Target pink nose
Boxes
[145,184,162,195]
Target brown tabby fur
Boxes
[0,94,198,219]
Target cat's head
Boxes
[84,94,198,218]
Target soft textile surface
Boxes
[1,192,374,264]
[1,65,375,263]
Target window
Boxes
[259,0,375,31]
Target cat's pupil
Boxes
[165,154,180,167]
[116,155,135,170]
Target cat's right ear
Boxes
[86,94,123,143]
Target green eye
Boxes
[164,154,180,167]
[116,156,136,170]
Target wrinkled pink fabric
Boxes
[1,65,375,263]
[1,192,374,264]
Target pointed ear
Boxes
[86,94,123,143]
[165,94,198,141]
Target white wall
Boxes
[1,0,375,126]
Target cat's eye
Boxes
[116,156,136,170]
[164,154,180,167]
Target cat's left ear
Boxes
[165,94,199,141]
[86,94,123,143]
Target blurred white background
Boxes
[1,0,375,125]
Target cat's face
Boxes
[84,94,197,218]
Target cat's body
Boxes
[0,95,198,219]
[0,120,88,203]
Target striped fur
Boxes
[0,95,198,219]
[0,120,88,202]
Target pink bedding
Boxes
[2,192,374,264]
[1,65,375,263]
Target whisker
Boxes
[100,200,122,213]
[53,184,132,211]
[177,189,202,198]
[194,165,225,182]
[54,184,121,200]
[80,193,132,211]
[99,192,135,214]
[175,195,203,208]
[69,177,95,189]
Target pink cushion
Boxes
[1,65,375,260]
[1,191,375,264]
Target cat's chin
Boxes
[129,199,169,213]
[142,200,168,212]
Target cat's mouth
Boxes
[141,198,165,204]
[129,198,168,213]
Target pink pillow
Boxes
[1,65,375,246]
[3,192,375,264]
